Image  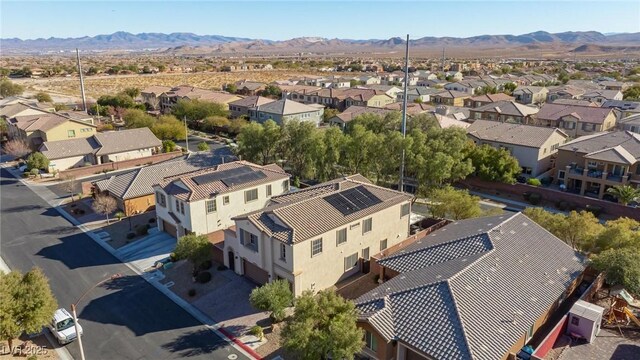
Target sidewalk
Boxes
[2,165,259,360]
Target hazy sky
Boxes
[1,1,639,40]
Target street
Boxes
[176,134,233,154]
[0,168,249,360]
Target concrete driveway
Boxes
[116,228,176,271]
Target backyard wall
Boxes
[59,151,183,178]
[459,177,640,220]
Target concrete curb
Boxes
[3,166,258,360]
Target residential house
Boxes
[355,213,584,360]
[94,152,219,215]
[39,128,161,172]
[416,78,446,88]
[444,81,479,95]
[364,85,403,98]
[599,81,627,91]
[546,85,585,103]
[228,96,275,118]
[328,106,395,130]
[159,86,242,113]
[445,70,463,81]
[433,113,471,130]
[468,100,539,124]
[601,100,640,119]
[581,90,623,104]
[535,103,617,138]
[7,113,97,150]
[153,161,290,240]
[225,175,413,292]
[467,120,568,177]
[556,131,640,199]
[234,80,266,96]
[396,87,439,103]
[357,76,382,85]
[249,98,324,126]
[513,86,549,105]
[344,90,394,109]
[431,90,471,107]
[463,93,515,108]
[384,102,434,115]
[0,102,52,120]
[140,86,172,110]
[550,99,599,107]
[618,113,640,134]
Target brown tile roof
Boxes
[236,175,413,244]
[331,106,395,123]
[9,113,94,132]
[467,120,567,148]
[471,100,539,117]
[537,103,615,124]
[228,96,274,108]
[432,90,471,99]
[468,93,514,103]
[141,85,172,95]
[559,131,640,162]
[156,161,289,202]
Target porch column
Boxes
[579,181,587,196]
[598,185,606,199]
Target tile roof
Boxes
[356,213,585,360]
[40,136,101,159]
[330,106,395,123]
[468,93,514,103]
[536,103,615,124]
[558,131,640,161]
[156,161,289,202]
[0,102,49,118]
[140,85,172,95]
[471,100,539,117]
[9,112,90,133]
[582,90,622,100]
[584,145,637,165]
[433,90,471,99]
[467,120,567,148]
[257,98,323,115]
[228,96,274,108]
[513,86,547,94]
[433,114,470,129]
[236,175,412,244]
[94,152,220,200]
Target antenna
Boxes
[398,34,409,193]
[76,48,87,113]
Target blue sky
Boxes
[1,1,639,40]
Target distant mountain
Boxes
[2,30,639,54]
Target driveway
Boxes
[116,228,176,271]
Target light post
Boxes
[71,273,121,360]
[220,154,236,164]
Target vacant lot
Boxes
[14,70,339,98]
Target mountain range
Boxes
[2,31,640,55]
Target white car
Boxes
[49,308,83,345]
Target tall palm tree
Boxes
[606,185,640,206]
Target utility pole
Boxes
[183,116,189,153]
[76,48,87,113]
[441,47,445,72]
[398,34,409,193]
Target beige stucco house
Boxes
[8,113,97,150]
[225,174,413,294]
[535,103,617,138]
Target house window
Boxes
[344,252,358,272]
[364,331,378,352]
[180,202,185,215]
[587,161,598,168]
[175,199,180,211]
[266,184,272,197]
[400,203,410,217]
[241,230,258,251]
[156,192,166,207]
[206,199,216,213]
[336,228,347,246]
[280,243,286,261]
[363,218,372,234]
[244,188,258,203]
[282,180,289,191]
[558,170,566,180]
[380,239,388,251]
[223,196,230,205]
[571,316,580,326]
[311,238,323,257]
[67,130,76,138]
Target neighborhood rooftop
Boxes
[467,119,567,148]
[356,213,585,360]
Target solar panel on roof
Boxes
[324,193,360,216]
[221,171,267,187]
[323,186,382,216]
[191,166,253,185]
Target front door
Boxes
[362,247,370,273]
[228,250,235,272]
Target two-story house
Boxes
[159,86,242,113]
[546,85,585,103]
[249,98,324,126]
[153,161,290,240]
[468,100,539,124]
[140,86,172,110]
[225,175,413,293]
[619,113,640,134]
[228,96,275,118]
[467,120,569,177]
[396,87,439,103]
[8,113,97,150]
[463,93,514,108]
[535,103,617,138]
[513,86,548,105]
[581,89,624,104]
[431,90,471,107]
[556,131,640,199]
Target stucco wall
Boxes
[49,155,88,171]
[104,148,154,162]
[44,121,96,142]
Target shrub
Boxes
[527,178,542,186]
[115,211,125,221]
[196,271,212,283]
[249,279,293,323]
[249,325,264,340]
[199,260,212,271]
[30,168,40,176]
[149,218,156,223]
[540,177,552,186]
[585,204,603,217]
[169,252,177,262]
[135,224,149,236]
[27,355,38,360]
[522,191,532,201]
[188,289,196,297]
[528,192,542,205]
[556,200,569,211]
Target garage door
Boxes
[243,259,269,285]
[162,220,177,238]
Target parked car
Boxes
[18,164,28,172]
[48,308,82,345]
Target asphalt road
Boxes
[0,168,249,360]
[176,135,233,154]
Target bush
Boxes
[249,325,264,339]
[540,177,552,186]
[556,200,569,211]
[30,168,40,176]
[115,211,125,221]
[527,178,542,186]
[585,204,603,217]
[522,191,532,201]
[126,232,136,239]
[169,252,177,262]
[188,289,196,297]
[149,218,156,223]
[135,224,149,236]
[199,260,212,271]
[528,192,542,205]
[196,271,212,283]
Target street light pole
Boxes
[183,116,189,153]
[71,274,121,360]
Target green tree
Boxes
[317,127,346,181]
[172,99,228,122]
[606,185,640,206]
[261,85,282,98]
[197,141,210,151]
[97,93,140,109]
[162,140,177,153]
[123,109,156,129]
[203,116,231,133]
[225,83,238,93]
[0,79,24,97]
[281,120,322,179]
[523,208,603,252]
[322,108,339,122]
[0,268,58,352]
[591,247,640,294]
[34,92,53,103]
[249,280,293,322]
[468,144,521,184]
[595,217,640,252]
[427,186,483,220]
[343,124,377,175]
[26,152,49,171]
[150,115,186,140]
[282,290,363,360]
[503,82,517,94]
[122,87,140,99]
[236,122,265,163]
[174,234,212,271]
[622,85,640,100]
[228,118,248,135]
